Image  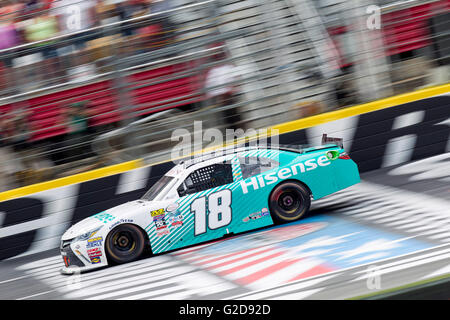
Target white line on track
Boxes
[119,277,235,300]
[16,290,55,300]
[15,256,62,269]
[267,288,324,300]
[0,275,29,285]
[66,266,195,299]
[84,276,187,300]
[232,276,336,300]
[421,264,450,280]
[353,247,450,275]
[56,261,184,292]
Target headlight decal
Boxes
[72,227,102,243]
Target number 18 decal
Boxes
[191,189,232,236]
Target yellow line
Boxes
[0,160,143,202]
[0,83,448,202]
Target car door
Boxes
[149,160,237,254]
[229,155,278,232]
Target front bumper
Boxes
[60,239,107,274]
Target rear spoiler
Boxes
[322,134,344,149]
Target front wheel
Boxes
[105,224,146,264]
[269,181,311,224]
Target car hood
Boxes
[61,199,168,240]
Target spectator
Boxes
[128,0,176,53]
[63,101,90,162]
[148,0,176,45]
[9,114,31,153]
[116,0,147,36]
[0,116,8,147]
[1,110,53,187]
[50,0,101,81]
[0,117,20,191]
[22,10,62,86]
[3,113,32,184]
[96,0,121,25]
[136,23,163,52]
[20,0,43,14]
[0,1,23,95]
[204,47,241,129]
[67,101,89,135]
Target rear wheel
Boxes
[269,181,311,224]
[105,224,146,264]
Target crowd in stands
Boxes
[0,0,189,188]
[0,1,239,190]
[0,0,176,95]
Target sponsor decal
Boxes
[156,228,170,237]
[151,208,165,217]
[93,211,116,224]
[86,237,103,248]
[240,156,331,194]
[242,207,270,222]
[166,203,179,213]
[167,214,183,228]
[109,218,134,230]
[87,247,102,264]
[154,217,168,230]
[109,221,121,230]
[76,249,92,264]
[87,247,102,258]
[90,256,102,264]
[153,212,170,235]
[166,203,182,227]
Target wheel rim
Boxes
[112,231,136,253]
[277,189,301,214]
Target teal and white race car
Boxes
[60,135,360,274]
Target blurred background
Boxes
[0,0,448,191]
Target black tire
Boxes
[105,224,146,264]
[268,180,311,224]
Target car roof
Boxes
[166,143,340,178]
[165,145,296,177]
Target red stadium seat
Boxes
[0,60,207,142]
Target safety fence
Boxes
[0,0,449,192]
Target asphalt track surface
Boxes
[0,153,449,300]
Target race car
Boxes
[60,135,360,274]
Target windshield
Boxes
[141,176,174,201]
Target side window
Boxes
[239,157,279,180]
[177,163,233,196]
